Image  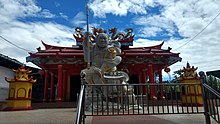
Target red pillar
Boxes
[50,73,54,102]
[159,69,165,99]
[43,70,49,102]
[140,69,147,95]
[148,64,157,99]
[57,65,63,102]
[139,73,142,94]
[63,70,67,101]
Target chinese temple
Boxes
[26,27,182,102]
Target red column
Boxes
[159,69,165,99]
[138,73,142,94]
[57,65,63,102]
[148,64,157,99]
[141,69,147,95]
[43,70,49,102]
[50,73,54,102]
[63,70,67,101]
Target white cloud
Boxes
[0,0,75,68]
[0,0,39,21]
[119,0,220,76]
[71,12,86,26]
[89,0,155,18]
[133,38,162,47]
[156,0,220,74]
[59,12,68,20]
[133,15,176,37]
[137,27,161,37]
[0,21,75,64]
[0,0,55,23]
[38,9,55,18]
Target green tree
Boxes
[207,75,220,91]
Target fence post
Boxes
[199,71,211,124]
[74,72,86,124]
[81,72,86,124]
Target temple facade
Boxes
[26,28,182,102]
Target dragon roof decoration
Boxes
[73,27,134,47]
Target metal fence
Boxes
[75,72,220,124]
[200,72,220,124]
[83,83,204,116]
[75,83,205,124]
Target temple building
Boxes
[26,27,182,102]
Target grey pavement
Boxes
[0,108,91,124]
[0,108,218,124]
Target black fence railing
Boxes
[200,72,220,124]
[83,83,204,117]
[74,82,206,124]
[75,72,220,124]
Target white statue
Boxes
[82,33,122,84]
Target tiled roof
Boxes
[0,53,23,66]
[29,41,180,58]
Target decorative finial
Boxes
[86,4,89,32]
[186,62,190,68]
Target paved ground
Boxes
[92,114,218,124]
[0,108,80,124]
[0,108,218,124]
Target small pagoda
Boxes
[4,65,36,111]
[178,62,203,106]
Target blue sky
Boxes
[0,0,220,81]
[25,0,182,41]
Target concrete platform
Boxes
[0,108,218,124]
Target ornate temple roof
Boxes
[27,40,181,68]
[122,42,179,57]
[26,27,181,71]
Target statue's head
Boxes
[95,33,109,48]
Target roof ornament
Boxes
[73,27,84,38]
[109,27,125,40]
[179,62,199,79]
[74,27,134,47]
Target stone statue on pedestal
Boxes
[81,31,138,111]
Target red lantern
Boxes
[164,67,170,73]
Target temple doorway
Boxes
[70,75,81,102]
[129,75,139,95]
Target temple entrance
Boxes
[70,75,81,102]
[129,75,139,95]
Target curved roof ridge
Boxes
[41,40,77,50]
[143,41,164,49]
[130,41,164,49]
